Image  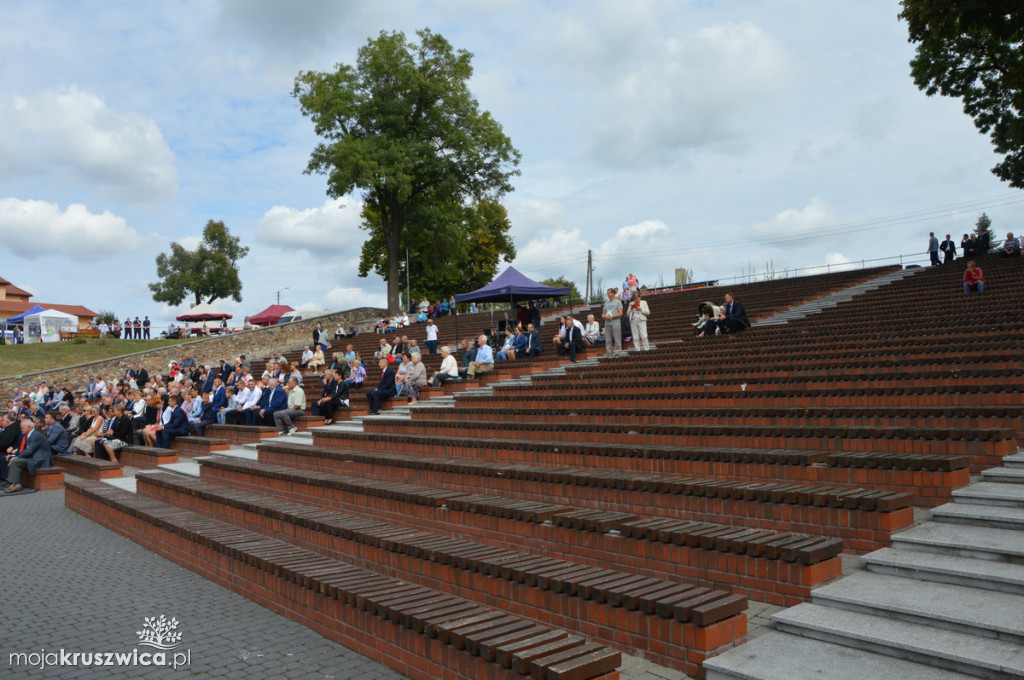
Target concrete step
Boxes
[980,467,1024,484]
[704,631,975,680]
[152,460,202,478]
[772,603,1024,679]
[809,571,1024,643]
[952,481,1024,508]
[1003,452,1024,469]
[863,547,1024,595]
[102,477,138,493]
[932,502,1024,532]
[211,447,259,462]
[891,521,1024,563]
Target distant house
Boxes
[0,275,98,328]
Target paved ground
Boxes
[0,486,804,680]
[0,489,409,680]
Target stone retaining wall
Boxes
[0,307,385,403]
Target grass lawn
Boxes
[0,338,186,379]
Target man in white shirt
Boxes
[241,380,264,426]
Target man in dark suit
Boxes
[135,365,150,386]
[43,412,69,455]
[156,395,190,448]
[219,359,234,383]
[365,358,396,415]
[210,377,227,413]
[0,414,20,486]
[556,316,585,363]
[258,378,287,426]
[709,293,750,335]
[523,323,542,358]
[201,369,217,394]
[311,369,347,424]
[4,418,51,493]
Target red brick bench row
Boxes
[198,456,850,597]
[257,442,908,553]
[65,479,623,680]
[308,430,971,507]
[135,470,747,671]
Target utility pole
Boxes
[585,249,593,303]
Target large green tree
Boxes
[293,28,521,313]
[149,220,249,307]
[358,198,516,305]
[899,1,1024,187]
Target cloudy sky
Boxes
[1,0,1021,328]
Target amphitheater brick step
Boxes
[704,448,1024,680]
[863,547,1024,595]
[951,481,1024,508]
[704,633,976,680]
[889,521,1024,562]
[772,602,1024,678]
[931,502,1024,532]
[64,479,623,680]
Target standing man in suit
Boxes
[708,293,750,336]
[4,418,51,493]
[940,234,957,263]
[365,358,396,415]
[142,316,151,339]
[156,395,190,448]
[218,359,234,383]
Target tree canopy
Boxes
[293,28,521,313]
[149,220,249,307]
[358,198,516,305]
[899,1,1024,187]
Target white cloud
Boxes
[748,198,838,242]
[178,235,202,250]
[0,198,145,259]
[255,197,363,252]
[586,22,793,166]
[0,86,177,203]
[323,286,385,310]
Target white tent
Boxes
[24,308,79,343]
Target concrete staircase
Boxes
[752,267,920,327]
[704,451,1024,680]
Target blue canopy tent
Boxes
[453,266,571,340]
[4,305,44,324]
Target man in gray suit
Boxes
[4,418,52,493]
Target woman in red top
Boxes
[963,261,985,294]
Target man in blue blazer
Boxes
[365,358,396,415]
[4,418,52,492]
[210,377,228,412]
[157,395,190,448]
[258,378,288,426]
[201,369,217,394]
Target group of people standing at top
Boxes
[928,230,1021,265]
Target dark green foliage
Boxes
[900,1,1024,187]
[149,220,249,307]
